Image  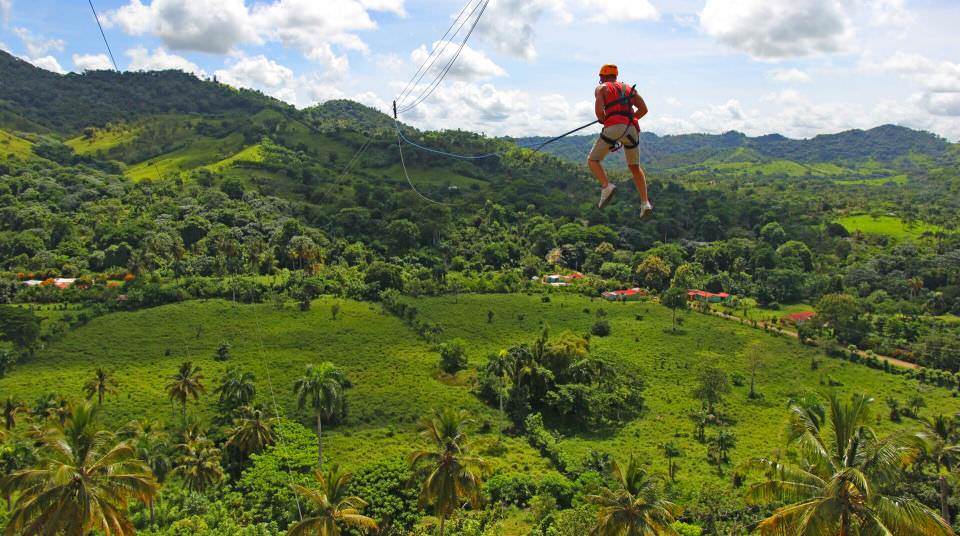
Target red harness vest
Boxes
[602,81,637,128]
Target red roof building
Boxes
[783,311,816,324]
[687,290,731,302]
[602,288,647,301]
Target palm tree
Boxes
[0,400,157,535]
[226,405,276,462]
[2,396,25,430]
[742,392,952,535]
[173,437,223,493]
[288,464,377,536]
[84,367,119,404]
[121,419,171,524]
[586,455,683,536]
[165,361,206,423]
[294,362,347,467]
[918,414,960,524]
[708,428,736,474]
[409,408,488,536]
[216,366,256,410]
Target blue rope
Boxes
[394,121,544,160]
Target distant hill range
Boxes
[516,125,954,168]
[0,48,954,176]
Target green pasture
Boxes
[0,129,32,159]
[1,293,954,502]
[124,132,247,181]
[837,214,939,240]
[412,293,957,498]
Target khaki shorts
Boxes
[588,123,640,165]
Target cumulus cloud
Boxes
[398,80,593,137]
[477,0,567,60]
[105,0,402,71]
[12,27,65,58]
[27,55,65,74]
[72,53,114,72]
[107,0,256,54]
[769,68,811,83]
[409,41,505,82]
[126,46,206,77]
[866,52,960,117]
[215,55,296,102]
[700,0,853,59]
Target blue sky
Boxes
[1,0,958,140]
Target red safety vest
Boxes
[602,81,637,128]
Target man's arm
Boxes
[632,92,648,120]
[595,86,606,122]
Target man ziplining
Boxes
[589,64,653,219]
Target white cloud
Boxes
[105,0,403,70]
[868,52,960,117]
[126,46,206,77]
[12,27,65,58]
[72,53,113,72]
[27,55,65,74]
[700,0,854,59]
[769,68,811,83]
[398,80,592,137]
[410,41,505,82]
[107,0,256,54]
[477,0,567,61]
[0,0,11,24]
[577,0,658,23]
[215,54,296,102]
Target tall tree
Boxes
[165,361,206,423]
[0,401,157,535]
[586,455,683,535]
[294,362,348,467]
[2,396,25,431]
[693,366,730,413]
[743,393,952,535]
[917,414,960,524]
[173,437,224,493]
[226,406,276,463]
[409,408,487,536]
[215,366,256,417]
[83,367,119,405]
[288,464,377,536]
[660,287,688,332]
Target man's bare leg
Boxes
[588,159,609,187]
[628,164,649,205]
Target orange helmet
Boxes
[599,64,618,77]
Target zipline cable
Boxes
[397,0,489,114]
[395,0,482,108]
[87,0,119,72]
[248,291,303,522]
[394,119,453,206]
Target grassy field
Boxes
[0,129,33,159]
[837,214,939,240]
[834,174,908,186]
[411,294,956,498]
[124,132,248,181]
[66,125,140,155]
[2,293,954,504]
[714,302,814,323]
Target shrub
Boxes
[486,472,537,506]
[438,338,468,374]
[537,472,575,508]
[590,319,611,337]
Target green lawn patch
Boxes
[837,214,938,240]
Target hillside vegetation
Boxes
[1,49,960,536]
